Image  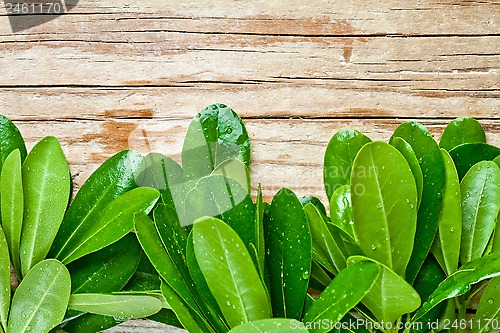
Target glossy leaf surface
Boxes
[432,149,462,275]
[212,158,251,194]
[440,117,486,151]
[61,187,159,264]
[182,104,250,181]
[193,217,271,328]
[0,149,23,276]
[351,141,417,276]
[303,261,380,333]
[0,115,26,168]
[449,143,500,180]
[460,161,500,263]
[68,294,162,318]
[413,252,500,320]
[390,121,446,283]
[228,319,307,333]
[51,150,143,260]
[329,185,355,242]
[472,277,500,333]
[0,227,9,330]
[324,129,371,200]
[265,188,311,319]
[20,137,70,276]
[347,256,421,323]
[7,259,70,333]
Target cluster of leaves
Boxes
[319,118,500,332]
[1,107,499,333]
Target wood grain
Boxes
[0,0,498,331]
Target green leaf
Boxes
[0,115,27,169]
[347,256,421,324]
[493,213,500,253]
[50,150,143,260]
[0,150,23,276]
[299,196,327,218]
[449,143,500,180]
[60,187,159,264]
[0,227,9,330]
[494,155,500,168]
[472,277,500,333]
[304,203,346,275]
[440,117,486,151]
[184,175,256,256]
[212,158,251,194]
[60,313,125,333]
[460,161,500,263]
[329,185,356,242]
[20,136,70,277]
[147,308,183,329]
[254,184,266,279]
[265,188,311,319]
[391,137,424,208]
[432,149,462,275]
[303,261,380,333]
[228,318,308,333]
[67,233,141,294]
[390,121,446,283]
[68,294,162,319]
[413,252,500,321]
[324,129,371,200]
[7,259,70,333]
[182,104,250,181]
[193,217,271,328]
[310,261,332,291]
[351,141,418,276]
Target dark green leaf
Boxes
[228,318,308,333]
[60,313,125,333]
[460,161,500,263]
[351,141,418,276]
[390,121,446,283]
[347,256,421,323]
[432,149,462,275]
[440,117,486,151]
[303,261,380,333]
[68,294,162,318]
[449,143,500,180]
[413,252,500,321]
[67,233,141,294]
[255,184,266,279]
[0,227,9,330]
[265,188,311,319]
[148,308,183,329]
[60,187,159,264]
[193,217,271,328]
[8,259,71,333]
[0,149,23,276]
[182,104,250,181]
[50,150,143,260]
[323,129,371,200]
[20,136,70,277]
[0,114,26,168]
[299,196,327,218]
[391,137,424,208]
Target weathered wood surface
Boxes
[0,1,499,332]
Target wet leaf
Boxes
[472,277,500,333]
[0,227,9,330]
[449,143,500,180]
[329,185,356,243]
[0,115,26,169]
[20,137,70,277]
[323,129,371,200]
[440,117,486,151]
[7,259,70,333]
[351,141,418,276]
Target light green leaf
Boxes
[193,217,271,328]
[347,256,421,324]
[50,150,143,260]
[228,318,307,333]
[7,259,70,333]
[0,149,23,276]
[450,143,500,180]
[460,161,500,263]
[329,185,355,241]
[0,227,9,330]
[303,261,380,333]
[390,121,446,283]
[212,158,251,194]
[413,252,500,321]
[439,117,486,151]
[60,187,160,264]
[432,149,462,275]
[324,129,371,200]
[351,141,418,276]
[182,104,250,181]
[494,155,500,168]
[265,188,311,319]
[472,277,500,333]
[391,137,424,208]
[20,137,70,277]
[304,203,346,275]
[68,294,161,319]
